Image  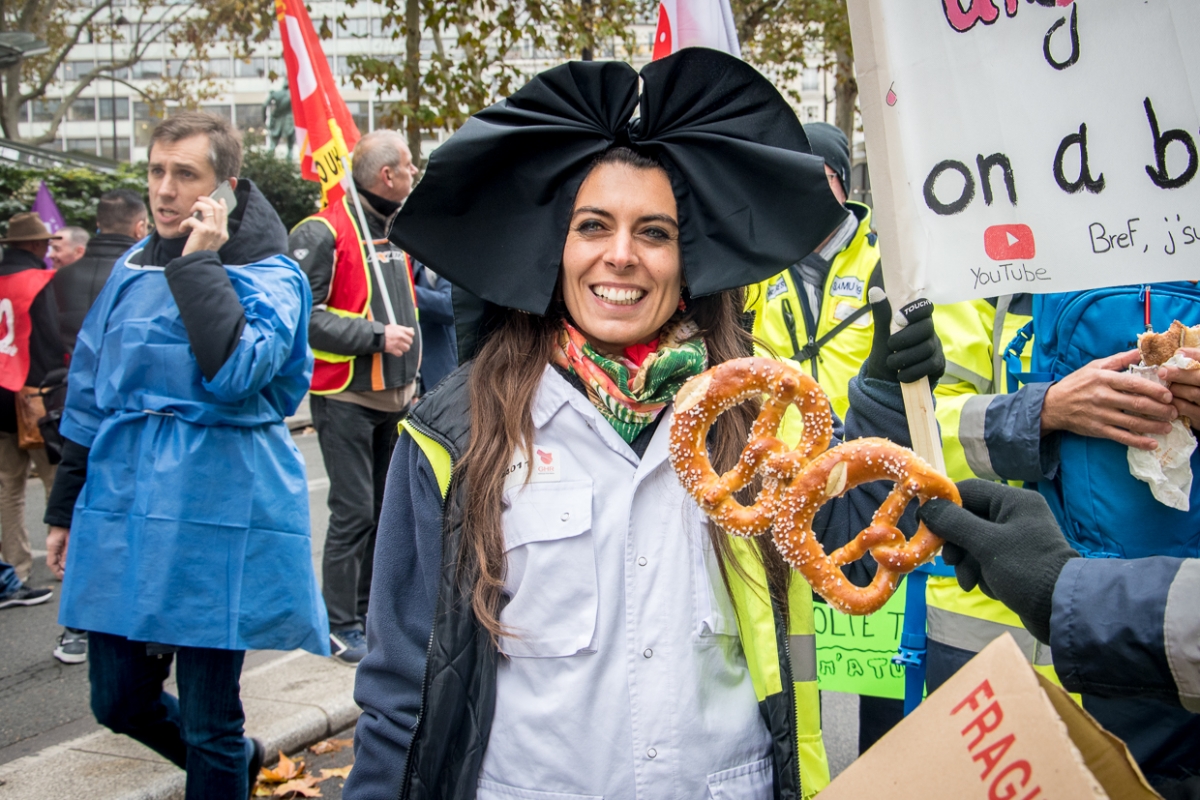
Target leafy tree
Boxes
[240,145,321,231]
[0,161,146,232]
[0,0,274,145]
[731,0,856,141]
[340,0,646,162]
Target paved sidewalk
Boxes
[0,651,359,799]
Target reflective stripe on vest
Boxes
[926,604,1054,666]
[302,199,375,395]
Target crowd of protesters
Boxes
[0,48,1196,800]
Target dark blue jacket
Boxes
[1052,556,1200,785]
[345,368,924,800]
[412,262,457,393]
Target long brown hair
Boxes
[459,149,791,641]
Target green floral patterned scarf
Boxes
[552,317,708,442]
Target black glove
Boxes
[865,293,946,384]
[918,480,1079,645]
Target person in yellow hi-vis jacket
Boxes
[340,52,947,800]
[750,122,903,754]
[928,295,1052,690]
[747,122,880,422]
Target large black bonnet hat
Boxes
[393,47,845,317]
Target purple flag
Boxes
[31,181,65,269]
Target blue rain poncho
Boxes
[57,182,328,654]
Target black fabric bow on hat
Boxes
[392,47,846,317]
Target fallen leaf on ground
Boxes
[273,777,322,797]
[318,765,353,781]
[259,751,305,784]
[253,785,274,797]
[308,737,353,755]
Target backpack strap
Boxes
[1002,321,1055,393]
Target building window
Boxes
[166,59,199,79]
[99,97,130,120]
[202,104,233,121]
[18,102,28,123]
[373,102,401,131]
[801,68,820,92]
[100,137,132,161]
[336,55,352,76]
[67,137,97,155]
[134,101,162,121]
[64,60,95,80]
[340,17,369,38]
[345,101,369,134]
[68,98,96,121]
[371,17,391,38]
[205,58,232,78]
[801,104,821,123]
[132,59,162,79]
[134,102,163,146]
[235,57,266,78]
[134,121,155,146]
[31,99,59,122]
[235,103,266,135]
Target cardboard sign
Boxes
[820,634,1162,800]
[815,580,906,699]
[846,0,1200,309]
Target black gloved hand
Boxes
[918,479,1080,645]
[865,292,946,384]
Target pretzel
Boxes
[771,439,959,615]
[671,358,833,536]
[670,358,961,615]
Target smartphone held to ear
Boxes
[194,180,237,219]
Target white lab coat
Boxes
[478,367,774,800]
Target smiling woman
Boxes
[344,48,944,800]
[561,150,682,355]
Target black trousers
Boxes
[311,395,404,633]
[88,632,249,800]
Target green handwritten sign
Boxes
[814,579,907,699]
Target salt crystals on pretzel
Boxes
[669,357,961,616]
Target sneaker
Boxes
[329,629,367,665]
[53,628,88,664]
[246,736,265,799]
[0,583,52,609]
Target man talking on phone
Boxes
[43,112,328,799]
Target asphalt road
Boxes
[0,427,862,777]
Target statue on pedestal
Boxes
[264,79,296,159]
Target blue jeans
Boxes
[0,558,20,594]
[88,632,250,799]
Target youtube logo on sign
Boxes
[984,224,1036,261]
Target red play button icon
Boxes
[984,224,1036,261]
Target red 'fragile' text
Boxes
[950,680,1043,800]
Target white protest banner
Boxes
[847,0,1200,309]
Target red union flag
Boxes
[0,269,55,392]
[275,0,361,204]
[652,0,741,60]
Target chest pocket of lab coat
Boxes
[499,480,597,658]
